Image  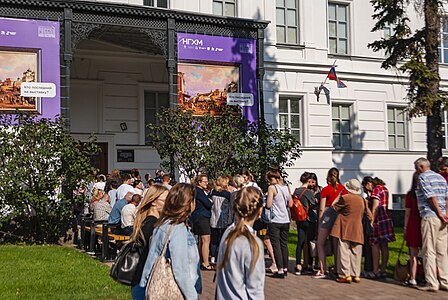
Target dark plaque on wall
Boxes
[117,149,134,162]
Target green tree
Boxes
[369,0,447,169]
[147,107,301,188]
[0,113,98,244]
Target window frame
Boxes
[212,0,237,17]
[143,0,168,8]
[328,2,349,55]
[387,106,408,150]
[331,103,352,150]
[439,18,448,64]
[276,0,299,45]
[138,83,170,145]
[278,95,302,143]
[383,22,396,39]
[443,110,447,149]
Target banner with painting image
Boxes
[177,33,257,122]
[0,18,60,118]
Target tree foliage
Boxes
[0,113,98,244]
[368,0,446,168]
[147,107,301,188]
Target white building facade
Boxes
[5,0,445,208]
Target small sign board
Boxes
[227,93,254,106]
[117,149,134,163]
[21,82,56,98]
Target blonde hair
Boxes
[232,174,245,188]
[217,187,263,274]
[131,185,168,244]
[214,176,229,192]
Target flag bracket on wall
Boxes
[314,61,347,104]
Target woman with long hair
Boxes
[403,172,422,287]
[190,174,214,270]
[293,172,317,275]
[313,167,346,279]
[130,185,169,299]
[240,167,261,190]
[266,169,293,279]
[363,176,395,279]
[216,187,265,299]
[138,183,201,300]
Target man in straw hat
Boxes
[330,179,372,284]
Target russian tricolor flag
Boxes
[327,67,347,88]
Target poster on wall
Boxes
[0,48,41,112]
[177,33,257,123]
[178,63,240,116]
[0,18,60,119]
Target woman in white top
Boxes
[240,167,261,190]
[216,186,265,300]
[266,169,293,278]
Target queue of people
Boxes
[82,157,448,299]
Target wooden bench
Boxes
[84,223,130,261]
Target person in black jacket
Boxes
[191,174,214,270]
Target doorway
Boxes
[90,142,108,175]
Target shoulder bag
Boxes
[109,239,144,286]
[261,192,275,224]
[145,224,183,300]
[394,239,409,282]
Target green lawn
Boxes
[287,227,405,276]
[0,245,129,300]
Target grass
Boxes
[0,245,129,300]
[0,228,406,299]
[287,227,405,276]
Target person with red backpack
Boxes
[292,172,317,275]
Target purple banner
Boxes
[0,17,60,119]
[178,33,258,123]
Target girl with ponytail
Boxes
[215,186,265,300]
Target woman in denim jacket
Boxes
[136,183,202,300]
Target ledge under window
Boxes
[275,43,305,50]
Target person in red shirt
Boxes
[403,172,422,287]
[313,167,347,278]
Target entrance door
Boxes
[90,142,108,175]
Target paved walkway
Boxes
[199,259,447,300]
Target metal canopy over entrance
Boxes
[0,0,269,129]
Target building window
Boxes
[387,107,407,149]
[332,104,351,149]
[392,194,406,210]
[443,110,447,149]
[328,2,349,54]
[143,0,168,8]
[383,22,395,39]
[144,91,169,143]
[439,18,448,63]
[213,0,236,17]
[276,0,298,44]
[279,96,301,142]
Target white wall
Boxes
[71,40,167,175]
[69,1,447,198]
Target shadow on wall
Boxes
[332,111,372,183]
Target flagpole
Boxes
[321,60,337,86]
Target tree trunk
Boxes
[424,0,443,170]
